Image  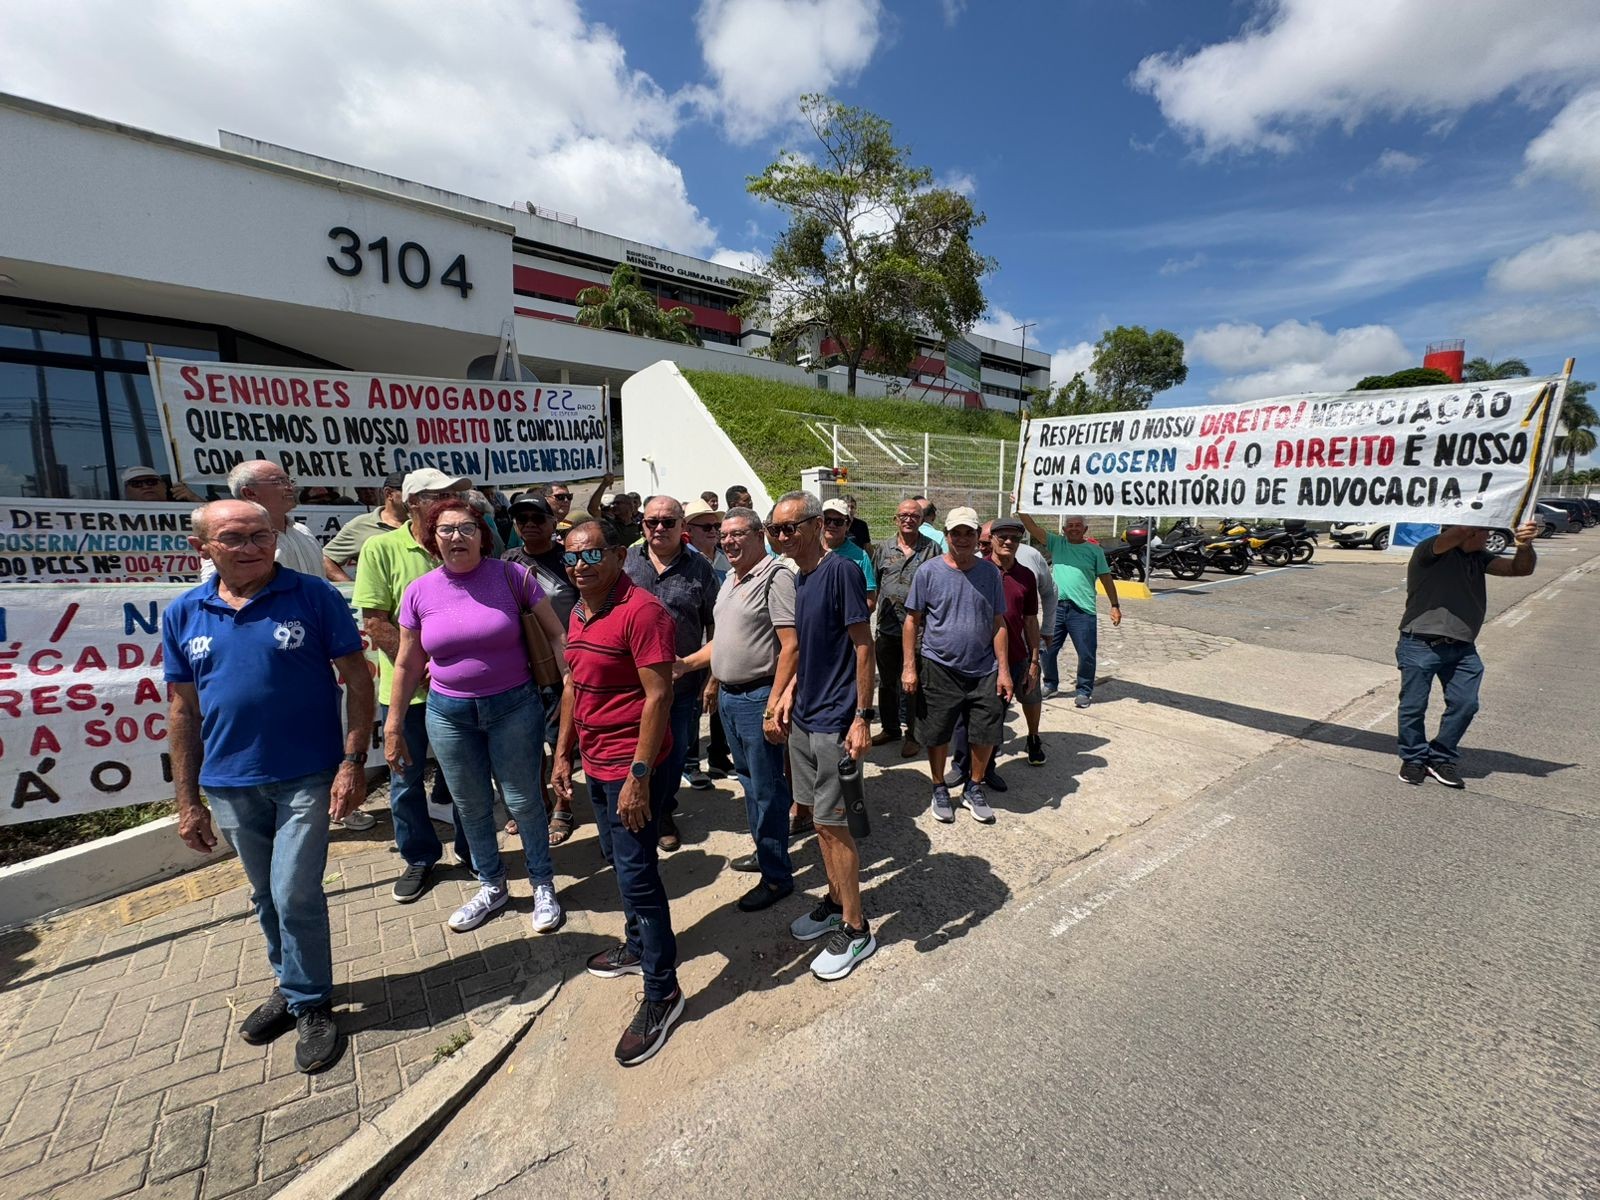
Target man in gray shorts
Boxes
[767,491,877,981]
[902,506,1013,824]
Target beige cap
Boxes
[944,505,981,532]
[822,498,851,517]
[401,468,471,500]
[683,498,724,522]
[600,492,617,506]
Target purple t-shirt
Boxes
[399,559,545,699]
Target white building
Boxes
[0,93,1044,501]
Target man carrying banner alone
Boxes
[1395,520,1539,788]
[165,499,375,1074]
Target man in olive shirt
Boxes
[322,471,407,582]
[872,498,941,754]
[1395,519,1538,788]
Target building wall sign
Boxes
[624,250,744,289]
[325,226,474,298]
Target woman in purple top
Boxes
[385,499,569,937]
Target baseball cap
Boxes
[821,498,851,517]
[944,505,981,532]
[401,468,471,500]
[990,515,1025,535]
[683,498,725,523]
[600,492,617,506]
[508,492,554,519]
[120,465,161,486]
[382,471,406,491]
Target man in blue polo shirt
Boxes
[165,499,375,1075]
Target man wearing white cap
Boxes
[821,499,876,610]
[120,465,170,502]
[354,468,473,899]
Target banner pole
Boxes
[1011,411,1029,517]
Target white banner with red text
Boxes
[1017,375,1565,525]
[150,357,610,490]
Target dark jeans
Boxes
[718,683,794,888]
[659,690,697,818]
[589,772,680,1001]
[1043,600,1097,696]
[1396,634,1484,764]
[382,701,470,869]
[875,624,912,737]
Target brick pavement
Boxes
[0,814,580,1200]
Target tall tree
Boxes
[1460,356,1530,382]
[575,264,701,346]
[1555,378,1598,478]
[1353,367,1456,390]
[1089,326,1188,410]
[742,94,991,395]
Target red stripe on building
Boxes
[513,264,742,336]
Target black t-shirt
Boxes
[1399,536,1493,642]
[849,517,871,549]
[504,545,578,626]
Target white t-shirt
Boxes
[199,522,325,582]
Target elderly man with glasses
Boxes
[871,498,942,756]
[624,495,718,852]
[200,461,325,580]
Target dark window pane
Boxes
[97,317,219,363]
[0,363,109,497]
[104,373,174,489]
[0,301,93,355]
[233,335,337,369]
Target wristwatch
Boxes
[855,707,877,722]
[342,751,367,766]
[629,761,651,781]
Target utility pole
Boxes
[1014,321,1036,406]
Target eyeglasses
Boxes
[764,516,819,538]
[978,540,992,550]
[896,513,922,522]
[992,531,1021,543]
[642,517,679,529]
[125,477,162,488]
[688,522,719,533]
[435,524,480,539]
[211,530,277,550]
[254,475,294,490]
[822,515,849,527]
[563,548,608,566]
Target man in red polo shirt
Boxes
[552,518,685,1066]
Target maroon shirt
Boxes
[565,574,678,782]
[993,559,1039,667]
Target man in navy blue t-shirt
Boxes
[163,500,374,1074]
[768,492,878,981]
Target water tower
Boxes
[1424,339,1465,382]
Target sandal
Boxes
[548,808,574,846]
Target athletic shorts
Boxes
[914,658,1005,747]
[788,725,848,827]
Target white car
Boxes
[1329,521,1514,553]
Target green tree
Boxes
[1555,378,1598,478]
[1460,356,1530,382]
[574,263,701,346]
[1089,325,1188,410]
[1353,367,1456,390]
[742,94,990,395]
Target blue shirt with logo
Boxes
[162,567,363,788]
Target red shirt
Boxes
[566,573,678,782]
[993,558,1039,667]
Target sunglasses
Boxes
[992,531,1021,543]
[548,493,572,502]
[688,522,720,533]
[764,516,818,538]
[822,515,849,527]
[562,548,608,566]
[642,517,679,529]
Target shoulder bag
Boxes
[502,560,564,687]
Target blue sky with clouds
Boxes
[2,0,1597,429]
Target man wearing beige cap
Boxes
[120,465,170,502]
[354,467,473,898]
[821,498,876,610]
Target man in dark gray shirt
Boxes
[1396,519,1538,788]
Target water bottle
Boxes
[838,756,870,839]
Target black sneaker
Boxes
[658,813,681,853]
[1398,761,1427,786]
[615,988,685,1066]
[391,862,432,903]
[684,767,712,791]
[736,880,793,912]
[1425,761,1465,789]
[238,988,294,1045]
[293,1005,341,1074]
[730,852,760,873]
[981,765,1009,793]
[586,944,644,978]
[1026,735,1046,766]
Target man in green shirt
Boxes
[1018,512,1121,707]
[322,471,407,582]
[822,499,876,610]
[353,467,471,902]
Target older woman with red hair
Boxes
[385,498,568,936]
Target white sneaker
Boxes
[339,809,376,831]
[447,884,508,932]
[531,883,563,933]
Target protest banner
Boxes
[0,582,386,826]
[149,357,610,490]
[0,499,366,584]
[1016,373,1569,525]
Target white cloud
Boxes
[1374,149,1423,175]
[1488,231,1600,293]
[1131,0,1600,154]
[940,0,966,26]
[971,306,1028,344]
[1524,88,1600,195]
[0,0,721,253]
[695,0,884,143]
[1464,301,1600,352]
[709,247,768,274]
[1051,342,1096,384]
[1159,253,1206,276]
[1191,319,1412,401]
[936,170,978,197]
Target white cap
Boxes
[120,465,161,485]
[822,498,851,517]
[944,505,981,532]
[401,468,471,500]
[600,492,618,506]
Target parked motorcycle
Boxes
[1170,520,1253,573]
[1124,525,1207,580]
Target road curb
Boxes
[276,968,565,1200]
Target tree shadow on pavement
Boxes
[1106,680,1578,779]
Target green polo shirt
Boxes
[352,522,436,706]
[1046,533,1110,613]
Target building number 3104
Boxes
[325,226,474,298]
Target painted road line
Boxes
[1156,567,1294,595]
[1050,811,1237,937]
[1496,608,1532,627]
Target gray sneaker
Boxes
[1074,693,1091,709]
[447,884,508,932]
[964,783,996,824]
[931,784,955,823]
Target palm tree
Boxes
[1555,378,1598,478]
[1460,356,1529,382]
[574,264,702,346]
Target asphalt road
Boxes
[389,538,1598,1199]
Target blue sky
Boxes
[3,0,1598,427]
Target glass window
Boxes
[104,373,174,488]
[97,317,220,363]
[0,363,110,498]
[233,334,338,369]
[0,302,93,355]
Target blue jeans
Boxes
[383,700,468,869]
[1043,600,1097,696]
[426,682,554,889]
[718,683,794,889]
[659,690,698,818]
[1396,634,1483,764]
[590,772,679,1001]
[206,769,336,1013]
